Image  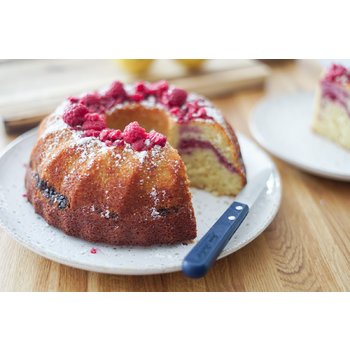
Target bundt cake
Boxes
[25,80,246,246]
[312,64,350,149]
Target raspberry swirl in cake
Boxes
[313,64,350,149]
[320,64,350,117]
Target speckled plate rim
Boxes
[0,129,282,275]
[249,91,350,181]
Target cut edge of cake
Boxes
[312,63,350,150]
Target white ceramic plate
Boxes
[0,129,281,275]
[250,91,350,181]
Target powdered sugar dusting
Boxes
[150,187,159,205]
[150,207,160,218]
[134,150,148,164]
[151,145,163,158]
[101,210,110,219]
[39,114,66,140]
[72,134,110,169]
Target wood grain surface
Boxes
[1,60,349,292]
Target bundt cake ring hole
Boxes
[106,105,172,138]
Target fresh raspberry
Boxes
[122,122,147,144]
[99,128,122,142]
[185,101,198,115]
[100,97,117,110]
[131,139,146,151]
[169,106,183,118]
[80,92,101,109]
[195,107,208,118]
[63,103,89,127]
[83,113,103,122]
[135,81,149,94]
[166,88,188,107]
[103,81,127,101]
[109,130,122,141]
[113,139,125,147]
[148,80,169,96]
[169,107,180,114]
[81,113,106,131]
[148,130,167,147]
[68,96,79,103]
[129,92,144,102]
[82,120,106,131]
[83,129,101,137]
[99,129,111,142]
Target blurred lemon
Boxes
[176,59,206,70]
[117,59,154,75]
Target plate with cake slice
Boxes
[0,80,281,275]
[250,64,350,181]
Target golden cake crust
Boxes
[26,114,196,245]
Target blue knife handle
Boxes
[182,201,249,278]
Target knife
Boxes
[182,169,273,278]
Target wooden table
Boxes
[1,60,349,291]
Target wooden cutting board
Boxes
[0,59,270,134]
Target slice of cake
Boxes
[312,63,350,149]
